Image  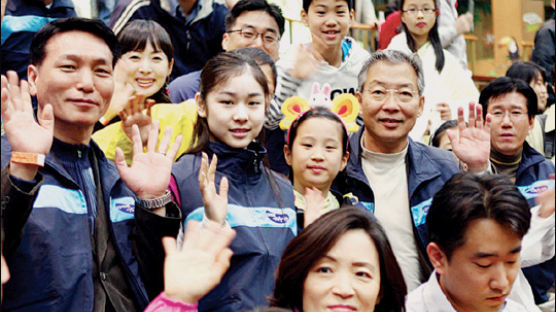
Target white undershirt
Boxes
[360,140,423,291]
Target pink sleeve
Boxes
[144,292,198,312]
[168,175,182,207]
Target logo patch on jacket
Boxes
[266,210,289,224]
[518,179,555,200]
[110,196,135,223]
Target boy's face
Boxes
[433,219,522,312]
[301,0,353,51]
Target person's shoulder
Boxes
[386,32,412,54]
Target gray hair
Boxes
[357,50,425,96]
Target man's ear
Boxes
[418,96,425,117]
[283,144,293,166]
[427,242,449,275]
[196,93,207,118]
[222,32,230,51]
[301,9,309,27]
[27,64,39,96]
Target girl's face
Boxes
[438,130,453,151]
[401,0,437,41]
[114,41,173,98]
[284,117,349,193]
[303,229,381,312]
[530,73,548,112]
[198,70,267,149]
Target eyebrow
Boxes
[472,246,522,258]
[241,24,278,34]
[369,81,415,88]
[321,255,377,271]
[217,91,264,97]
[62,54,110,65]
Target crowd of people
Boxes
[0,0,555,311]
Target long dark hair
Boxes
[187,51,270,154]
[118,19,174,103]
[271,207,407,312]
[399,0,444,72]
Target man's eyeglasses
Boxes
[227,26,280,45]
[365,87,418,103]
[490,110,528,121]
[402,7,437,15]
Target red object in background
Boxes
[378,10,402,50]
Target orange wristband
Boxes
[11,152,46,167]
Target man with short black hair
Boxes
[407,173,532,311]
[479,77,555,307]
[1,17,182,311]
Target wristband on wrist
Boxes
[137,190,172,210]
[11,152,46,167]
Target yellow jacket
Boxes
[92,100,198,164]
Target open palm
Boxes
[116,121,182,199]
[1,72,53,155]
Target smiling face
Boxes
[302,229,381,312]
[222,10,281,61]
[301,0,353,51]
[434,219,522,312]
[357,60,424,153]
[114,41,173,98]
[529,73,548,112]
[487,92,534,156]
[198,69,267,149]
[28,30,114,139]
[284,116,349,193]
[401,0,437,43]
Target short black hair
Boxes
[225,0,285,36]
[430,119,458,148]
[303,0,353,12]
[30,17,121,67]
[426,173,531,261]
[506,61,547,85]
[479,76,538,119]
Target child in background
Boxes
[387,0,478,142]
[264,0,370,130]
[169,51,296,312]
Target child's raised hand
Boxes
[289,44,323,80]
[162,220,235,304]
[199,153,229,225]
[304,187,326,228]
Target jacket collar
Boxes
[406,138,442,198]
[517,141,548,177]
[206,141,267,183]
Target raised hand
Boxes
[100,82,135,125]
[116,120,182,201]
[435,102,452,121]
[161,220,235,304]
[1,71,54,180]
[120,93,154,146]
[198,153,229,225]
[303,187,326,228]
[289,44,323,80]
[447,102,491,172]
